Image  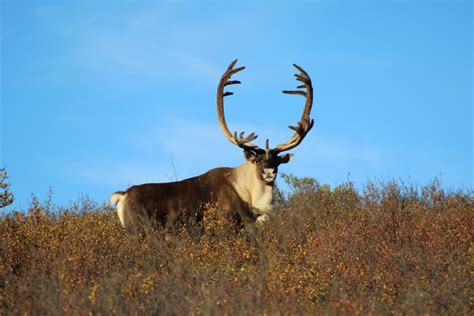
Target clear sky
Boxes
[1,0,472,210]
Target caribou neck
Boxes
[231,161,274,215]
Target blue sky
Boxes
[1,0,472,210]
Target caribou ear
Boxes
[243,150,257,162]
[279,153,294,164]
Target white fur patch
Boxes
[116,197,126,228]
[109,192,124,205]
[252,185,273,215]
[232,161,274,217]
[256,214,270,223]
[109,192,126,228]
[262,168,276,182]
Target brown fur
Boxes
[113,166,256,232]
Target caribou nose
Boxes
[263,168,276,182]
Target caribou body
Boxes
[110,60,314,232]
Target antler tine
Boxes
[235,131,258,144]
[227,59,238,69]
[231,131,264,154]
[217,59,265,154]
[273,64,314,154]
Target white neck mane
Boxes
[231,161,274,218]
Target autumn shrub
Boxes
[0,168,14,208]
[1,178,472,315]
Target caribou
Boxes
[109,60,314,232]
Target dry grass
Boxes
[1,177,472,315]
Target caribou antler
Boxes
[217,60,314,155]
[272,64,314,154]
[217,59,266,154]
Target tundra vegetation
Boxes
[1,173,472,315]
[0,168,14,208]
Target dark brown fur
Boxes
[115,167,255,232]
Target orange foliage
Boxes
[1,179,472,314]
